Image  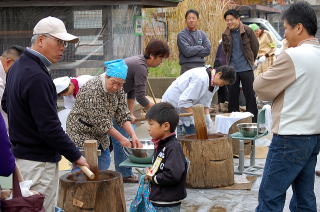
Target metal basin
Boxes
[123,140,154,164]
[237,123,258,137]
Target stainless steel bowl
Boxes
[258,126,267,134]
[237,123,258,137]
[123,140,155,164]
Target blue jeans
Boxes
[110,122,135,177]
[177,124,195,138]
[98,146,111,170]
[154,205,180,212]
[256,134,320,212]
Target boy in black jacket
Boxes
[145,102,187,211]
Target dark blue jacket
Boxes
[1,49,81,163]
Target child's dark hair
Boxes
[185,9,199,19]
[224,9,240,20]
[216,65,236,85]
[144,39,170,59]
[146,102,179,133]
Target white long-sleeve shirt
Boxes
[162,67,218,126]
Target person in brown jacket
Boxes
[222,9,259,121]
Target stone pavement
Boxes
[122,122,320,212]
[1,121,319,212]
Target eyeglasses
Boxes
[43,34,68,48]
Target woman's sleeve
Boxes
[114,90,131,126]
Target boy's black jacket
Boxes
[149,134,187,205]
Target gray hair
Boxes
[31,34,40,45]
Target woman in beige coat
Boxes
[250,24,276,77]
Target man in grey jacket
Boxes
[177,9,211,74]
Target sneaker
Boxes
[123,175,139,183]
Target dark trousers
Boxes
[218,86,228,103]
[228,70,258,122]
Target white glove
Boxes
[258,55,266,64]
[205,114,215,134]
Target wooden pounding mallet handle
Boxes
[79,166,95,180]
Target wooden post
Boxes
[84,140,98,178]
[192,104,208,139]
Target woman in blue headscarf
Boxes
[66,59,142,170]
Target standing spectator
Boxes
[0,45,24,127]
[222,9,259,121]
[177,9,211,75]
[213,41,228,112]
[249,24,277,77]
[0,113,15,177]
[254,2,320,211]
[110,39,169,183]
[1,16,88,211]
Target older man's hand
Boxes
[75,155,89,168]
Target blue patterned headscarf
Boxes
[104,59,128,80]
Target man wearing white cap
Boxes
[1,16,89,211]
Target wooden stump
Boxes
[180,134,234,188]
[57,170,126,212]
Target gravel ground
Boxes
[121,122,320,212]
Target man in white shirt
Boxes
[162,65,235,137]
[0,45,24,127]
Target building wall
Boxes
[0,5,143,79]
[289,0,320,5]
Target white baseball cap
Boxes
[33,16,79,43]
[53,76,71,94]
